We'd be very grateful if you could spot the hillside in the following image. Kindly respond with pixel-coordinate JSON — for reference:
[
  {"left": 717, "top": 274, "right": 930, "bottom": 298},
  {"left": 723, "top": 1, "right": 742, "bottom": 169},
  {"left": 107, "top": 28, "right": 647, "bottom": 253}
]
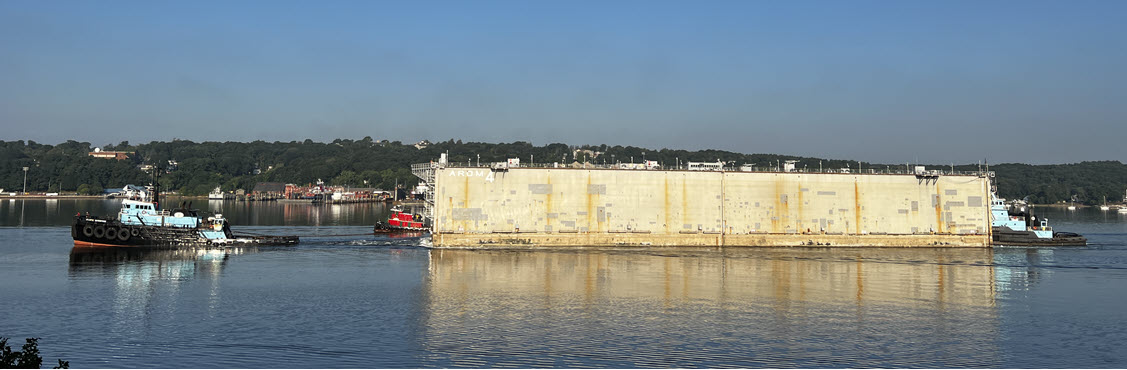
[{"left": 2, "top": 139, "right": 1124, "bottom": 204}]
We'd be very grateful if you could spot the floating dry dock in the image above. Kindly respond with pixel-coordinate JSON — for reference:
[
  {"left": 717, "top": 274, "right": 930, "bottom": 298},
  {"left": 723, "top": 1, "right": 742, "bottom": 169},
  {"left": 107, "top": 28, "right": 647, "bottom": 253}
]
[{"left": 413, "top": 159, "right": 994, "bottom": 248}]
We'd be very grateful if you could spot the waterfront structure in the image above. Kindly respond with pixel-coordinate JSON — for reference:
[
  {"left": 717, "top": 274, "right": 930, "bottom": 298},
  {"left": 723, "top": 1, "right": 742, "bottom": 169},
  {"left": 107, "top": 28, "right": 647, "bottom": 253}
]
[{"left": 413, "top": 156, "right": 994, "bottom": 248}]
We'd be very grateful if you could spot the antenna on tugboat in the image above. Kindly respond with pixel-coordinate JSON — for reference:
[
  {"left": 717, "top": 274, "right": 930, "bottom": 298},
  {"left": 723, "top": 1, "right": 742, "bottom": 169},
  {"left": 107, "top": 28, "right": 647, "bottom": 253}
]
[{"left": 152, "top": 164, "right": 160, "bottom": 209}]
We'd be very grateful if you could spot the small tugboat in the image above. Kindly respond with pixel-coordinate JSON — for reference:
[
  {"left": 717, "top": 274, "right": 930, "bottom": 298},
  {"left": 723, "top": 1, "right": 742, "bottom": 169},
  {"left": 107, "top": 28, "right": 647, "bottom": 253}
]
[
  {"left": 374, "top": 205, "right": 429, "bottom": 233},
  {"left": 991, "top": 197, "right": 1086, "bottom": 246},
  {"left": 73, "top": 182, "right": 298, "bottom": 248}
]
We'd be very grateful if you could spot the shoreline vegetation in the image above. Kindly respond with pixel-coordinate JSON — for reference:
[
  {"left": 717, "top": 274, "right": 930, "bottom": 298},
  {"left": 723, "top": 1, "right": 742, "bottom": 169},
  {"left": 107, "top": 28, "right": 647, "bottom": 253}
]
[
  {"left": 0, "top": 337, "right": 69, "bottom": 369},
  {"left": 3, "top": 139, "right": 1126, "bottom": 205},
  {"left": 0, "top": 194, "right": 1107, "bottom": 209}
]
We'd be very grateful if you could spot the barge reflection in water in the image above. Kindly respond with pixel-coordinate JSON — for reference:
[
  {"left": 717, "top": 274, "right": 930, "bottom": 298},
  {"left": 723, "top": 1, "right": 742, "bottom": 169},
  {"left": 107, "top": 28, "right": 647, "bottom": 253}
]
[{"left": 419, "top": 248, "right": 1002, "bottom": 368}]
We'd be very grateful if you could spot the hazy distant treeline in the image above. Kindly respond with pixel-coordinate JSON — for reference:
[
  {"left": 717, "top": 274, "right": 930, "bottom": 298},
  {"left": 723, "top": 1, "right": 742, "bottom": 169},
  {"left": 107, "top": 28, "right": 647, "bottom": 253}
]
[
  {"left": 1, "top": 139, "right": 1125, "bottom": 203},
  {"left": 985, "top": 161, "right": 1127, "bottom": 205}
]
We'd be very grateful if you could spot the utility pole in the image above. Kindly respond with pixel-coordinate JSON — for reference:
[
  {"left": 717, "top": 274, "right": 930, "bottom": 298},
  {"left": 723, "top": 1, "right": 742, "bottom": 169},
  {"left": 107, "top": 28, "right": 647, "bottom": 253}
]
[{"left": 22, "top": 167, "right": 29, "bottom": 194}]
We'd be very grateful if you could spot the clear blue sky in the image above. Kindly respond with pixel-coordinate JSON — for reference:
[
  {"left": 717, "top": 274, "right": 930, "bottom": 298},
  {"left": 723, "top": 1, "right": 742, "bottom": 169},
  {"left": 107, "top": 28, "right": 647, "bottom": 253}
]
[{"left": 2, "top": 0, "right": 1124, "bottom": 164}]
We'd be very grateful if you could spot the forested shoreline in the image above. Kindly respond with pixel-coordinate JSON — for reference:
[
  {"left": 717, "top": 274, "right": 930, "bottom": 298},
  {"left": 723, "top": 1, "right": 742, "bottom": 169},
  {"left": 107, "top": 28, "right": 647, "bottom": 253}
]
[{"left": 1, "top": 139, "right": 1125, "bottom": 205}]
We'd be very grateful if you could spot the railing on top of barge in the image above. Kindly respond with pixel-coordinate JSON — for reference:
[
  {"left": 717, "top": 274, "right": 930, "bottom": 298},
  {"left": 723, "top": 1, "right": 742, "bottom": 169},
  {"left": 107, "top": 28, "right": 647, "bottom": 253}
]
[{"left": 415, "top": 161, "right": 993, "bottom": 177}]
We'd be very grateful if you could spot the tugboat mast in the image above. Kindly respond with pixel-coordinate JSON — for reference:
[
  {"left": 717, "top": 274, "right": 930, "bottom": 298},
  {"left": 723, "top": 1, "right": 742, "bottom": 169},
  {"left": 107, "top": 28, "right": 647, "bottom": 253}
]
[{"left": 151, "top": 165, "right": 160, "bottom": 209}]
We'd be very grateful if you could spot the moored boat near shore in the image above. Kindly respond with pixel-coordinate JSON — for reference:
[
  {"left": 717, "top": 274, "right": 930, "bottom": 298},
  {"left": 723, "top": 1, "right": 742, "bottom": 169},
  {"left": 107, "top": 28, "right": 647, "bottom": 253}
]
[{"left": 208, "top": 186, "right": 233, "bottom": 200}]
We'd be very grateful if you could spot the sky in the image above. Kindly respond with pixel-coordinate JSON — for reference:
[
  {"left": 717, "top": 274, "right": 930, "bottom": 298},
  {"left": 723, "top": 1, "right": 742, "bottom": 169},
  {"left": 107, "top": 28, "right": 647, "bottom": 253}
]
[{"left": 1, "top": 0, "right": 1125, "bottom": 165}]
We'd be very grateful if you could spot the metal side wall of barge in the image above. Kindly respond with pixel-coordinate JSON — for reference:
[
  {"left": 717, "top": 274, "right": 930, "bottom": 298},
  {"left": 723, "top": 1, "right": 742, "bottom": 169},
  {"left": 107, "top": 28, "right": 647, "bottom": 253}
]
[{"left": 429, "top": 167, "right": 993, "bottom": 248}]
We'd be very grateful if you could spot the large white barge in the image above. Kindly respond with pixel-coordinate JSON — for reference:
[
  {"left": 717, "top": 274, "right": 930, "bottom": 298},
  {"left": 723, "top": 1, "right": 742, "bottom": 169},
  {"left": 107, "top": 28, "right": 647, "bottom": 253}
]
[{"left": 412, "top": 156, "right": 994, "bottom": 248}]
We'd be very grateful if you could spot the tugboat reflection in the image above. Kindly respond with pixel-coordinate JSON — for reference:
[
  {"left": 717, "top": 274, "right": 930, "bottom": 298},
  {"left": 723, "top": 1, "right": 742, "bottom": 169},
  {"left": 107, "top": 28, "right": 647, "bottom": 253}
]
[
  {"left": 68, "top": 246, "right": 260, "bottom": 325},
  {"left": 993, "top": 247, "right": 1056, "bottom": 292},
  {"left": 69, "top": 246, "right": 256, "bottom": 280}
]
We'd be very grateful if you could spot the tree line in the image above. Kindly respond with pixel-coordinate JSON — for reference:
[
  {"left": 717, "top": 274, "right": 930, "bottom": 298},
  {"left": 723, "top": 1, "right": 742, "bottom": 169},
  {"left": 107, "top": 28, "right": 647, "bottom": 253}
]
[{"left": 1, "top": 139, "right": 1125, "bottom": 204}]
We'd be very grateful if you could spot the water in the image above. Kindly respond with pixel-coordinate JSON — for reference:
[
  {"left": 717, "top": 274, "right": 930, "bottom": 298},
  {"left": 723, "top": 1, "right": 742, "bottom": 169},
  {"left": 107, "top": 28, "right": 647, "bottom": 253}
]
[{"left": 3, "top": 200, "right": 1127, "bottom": 368}]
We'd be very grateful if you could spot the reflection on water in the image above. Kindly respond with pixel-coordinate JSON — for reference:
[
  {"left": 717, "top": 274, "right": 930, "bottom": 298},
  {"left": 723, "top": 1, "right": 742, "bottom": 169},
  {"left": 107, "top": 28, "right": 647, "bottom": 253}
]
[
  {"left": 68, "top": 246, "right": 255, "bottom": 279},
  {"left": 66, "top": 246, "right": 262, "bottom": 345},
  {"left": 994, "top": 248, "right": 1055, "bottom": 293},
  {"left": 4, "top": 200, "right": 1126, "bottom": 368},
  {"left": 420, "top": 248, "right": 1002, "bottom": 368},
  {"left": 203, "top": 199, "right": 392, "bottom": 226},
  {"left": 0, "top": 198, "right": 393, "bottom": 227}
]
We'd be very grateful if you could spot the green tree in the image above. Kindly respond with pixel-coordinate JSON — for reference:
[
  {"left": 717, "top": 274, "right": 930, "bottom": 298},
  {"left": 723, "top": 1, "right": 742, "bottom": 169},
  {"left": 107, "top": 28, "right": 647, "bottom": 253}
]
[{"left": 0, "top": 337, "right": 69, "bottom": 369}]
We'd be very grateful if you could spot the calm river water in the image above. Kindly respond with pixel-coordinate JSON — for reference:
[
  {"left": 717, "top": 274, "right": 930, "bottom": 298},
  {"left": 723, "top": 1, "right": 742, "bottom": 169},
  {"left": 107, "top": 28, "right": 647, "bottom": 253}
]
[{"left": 2, "top": 199, "right": 1127, "bottom": 368}]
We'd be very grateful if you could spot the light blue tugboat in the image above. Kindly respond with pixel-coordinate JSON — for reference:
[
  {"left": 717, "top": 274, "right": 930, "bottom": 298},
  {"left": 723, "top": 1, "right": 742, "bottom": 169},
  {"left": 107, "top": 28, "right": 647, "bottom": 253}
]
[
  {"left": 73, "top": 184, "right": 298, "bottom": 247},
  {"left": 991, "top": 196, "right": 1086, "bottom": 246}
]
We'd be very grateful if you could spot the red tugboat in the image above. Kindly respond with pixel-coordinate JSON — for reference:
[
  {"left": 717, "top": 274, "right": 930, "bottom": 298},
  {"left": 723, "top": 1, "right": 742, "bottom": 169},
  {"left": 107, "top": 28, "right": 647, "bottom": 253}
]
[{"left": 374, "top": 205, "right": 429, "bottom": 233}]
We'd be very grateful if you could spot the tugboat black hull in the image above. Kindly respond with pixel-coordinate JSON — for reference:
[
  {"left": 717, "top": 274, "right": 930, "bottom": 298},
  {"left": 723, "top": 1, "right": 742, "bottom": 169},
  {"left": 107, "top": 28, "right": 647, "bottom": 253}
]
[
  {"left": 991, "top": 227, "right": 1087, "bottom": 246},
  {"left": 374, "top": 221, "right": 428, "bottom": 234},
  {"left": 73, "top": 216, "right": 199, "bottom": 247},
  {"left": 72, "top": 217, "right": 298, "bottom": 247}
]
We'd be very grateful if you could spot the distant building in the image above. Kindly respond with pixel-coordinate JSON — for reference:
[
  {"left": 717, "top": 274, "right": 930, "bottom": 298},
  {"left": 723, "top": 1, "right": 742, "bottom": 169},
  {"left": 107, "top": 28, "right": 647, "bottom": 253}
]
[
  {"left": 253, "top": 182, "right": 286, "bottom": 195},
  {"left": 414, "top": 140, "right": 431, "bottom": 150},
  {"left": 284, "top": 184, "right": 301, "bottom": 198},
  {"left": 686, "top": 161, "right": 724, "bottom": 171},
  {"left": 88, "top": 148, "right": 132, "bottom": 160}
]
